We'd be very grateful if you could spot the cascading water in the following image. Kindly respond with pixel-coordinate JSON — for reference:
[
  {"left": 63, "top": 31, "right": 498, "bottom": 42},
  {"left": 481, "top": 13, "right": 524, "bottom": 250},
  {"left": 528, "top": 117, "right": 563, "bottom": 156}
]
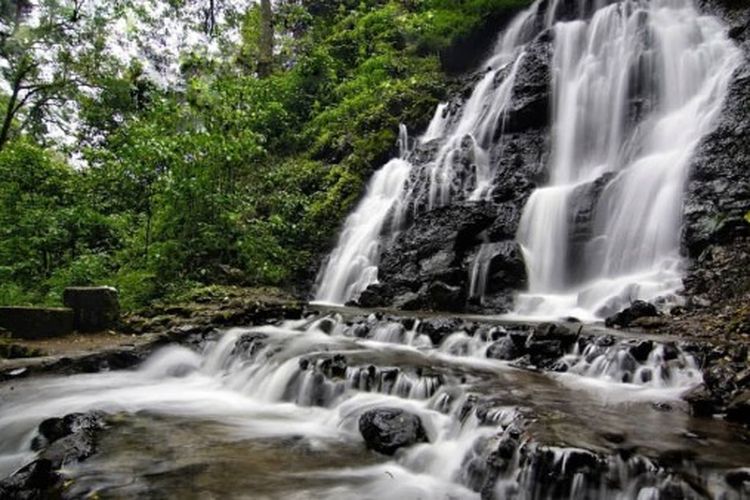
[
  {"left": 314, "top": 125, "right": 412, "bottom": 304},
  {"left": 315, "top": 0, "right": 740, "bottom": 322},
  {"left": 515, "top": 0, "right": 741, "bottom": 319},
  {"left": 314, "top": 7, "right": 541, "bottom": 305},
  {"left": 2, "top": 313, "right": 748, "bottom": 498}
]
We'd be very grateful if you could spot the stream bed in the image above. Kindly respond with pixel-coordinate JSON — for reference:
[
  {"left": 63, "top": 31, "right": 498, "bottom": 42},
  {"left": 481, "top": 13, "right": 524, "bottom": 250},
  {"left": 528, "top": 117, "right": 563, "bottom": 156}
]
[{"left": 0, "top": 312, "right": 748, "bottom": 498}]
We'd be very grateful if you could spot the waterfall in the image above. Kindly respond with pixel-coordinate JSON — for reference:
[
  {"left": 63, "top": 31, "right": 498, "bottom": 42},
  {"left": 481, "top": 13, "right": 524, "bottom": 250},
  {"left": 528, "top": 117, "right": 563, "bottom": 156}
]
[
  {"left": 314, "top": 6, "right": 541, "bottom": 305},
  {"left": 315, "top": 0, "right": 740, "bottom": 316},
  {"left": 314, "top": 155, "right": 412, "bottom": 304},
  {"left": 515, "top": 0, "right": 741, "bottom": 319}
]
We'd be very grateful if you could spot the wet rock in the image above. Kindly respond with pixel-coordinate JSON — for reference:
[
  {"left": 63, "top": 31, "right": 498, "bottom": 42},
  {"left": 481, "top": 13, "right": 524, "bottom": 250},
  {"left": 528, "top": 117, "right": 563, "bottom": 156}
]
[
  {"left": 1, "top": 411, "right": 106, "bottom": 498},
  {"left": 33, "top": 412, "right": 105, "bottom": 451},
  {"left": 418, "top": 317, "right": 462, "bottom": 346},
  {"left": 63, "top": 286, "right": 120, "bottom": 332},
  {"left": 316, "top": 317, "right": 337, "bottom": 335},
  {"left": 349, "top": 323, "right": 370, "bottom": 338},
  {"left": 628, "top": 340, "right": 654, "bottom": 362},
  {"left": 726, "top": 469, "right": 750, "bottom": 489},
  {"left": 683, "top": 384, "right": 719, "bottom": 417},
  {"left": 502, "top": 35, "right": 551, "bottom": 133},
  {"left": 726, "top": 390, "right": 750, "bottom": 425},
  {"left": 525, "top": 340, "right": 564, "bottom": 366},
  {"left": 320, "top": 354, "right": 348, "bottom": 379},
  {"left": 605, "top": 300, "right": 659, "bottom": 328},
  {"left": 486, "top": 337, "right": 523, "bottom": 361},
  {"left": 423, "top": 281, "right": 467, "bottom": 311},
  {"left": 231, "top": 333, "right": 268, "bottom": 360},
  {"left": 357, "top": 283, "right": 389, "bottom": 308},
  {"left": 683, "top": 59, "right": 750, "bottom": 259},
  {"left": 0, "top": 458, "right": 60, "bottom": 499},
  {"left": 358, "top": 407, "right": 428, "bottom": 455},
  {"left": 377, "top": 202, "right": 496, "bottom": 312},
  {"left": 530, "top": 323, "right": 580, "bottom": 347},
  {"left": 565, "top": 173, "right": 616, "bottom": 281}
]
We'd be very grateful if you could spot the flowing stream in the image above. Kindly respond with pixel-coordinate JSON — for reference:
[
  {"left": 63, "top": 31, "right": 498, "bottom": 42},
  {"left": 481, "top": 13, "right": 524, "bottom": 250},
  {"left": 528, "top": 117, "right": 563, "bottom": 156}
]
[
  {"left": 1, "top": 313, "right": 748, "bottom": 498},
  {"left": 314, "top": 0, "right": 740, "bottom": 321}
]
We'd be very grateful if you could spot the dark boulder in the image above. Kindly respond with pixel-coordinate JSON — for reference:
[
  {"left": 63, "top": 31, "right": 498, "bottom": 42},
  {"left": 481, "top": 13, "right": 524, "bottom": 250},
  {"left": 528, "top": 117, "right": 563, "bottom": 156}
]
[
  {"left": 377, "top": 202, "right": 496, "bottom": 312},
  {"left": 487, "top": 337, "right": 524, "bottom": 361},
  {"left": 605, "top": 301, "right": 659, "bottom": 328},
  {"left": 358, "top": 407, "right": 429, "bottom": 455},
  {"left": 418, "top": 317, "right": 462, "bottom": 346},
  {"left": 1, "top": 411, "right": 106, "bottom": 499},
  {"left": 63, "top": 287, "right": 120, "bottom": 332},
  {"left": 422, "top": 281, "right": 466, "bottom": 311},
  {"left": 530, "top": 322, "right": 580, "bottom": 345},
  {"left": 627, "top": 340, "right": 654, "bottom": 363},
  {"left": 357, "top": 283, "right": 389, "bottom": 308},
  {"left": 726, "top": 390, "right": 750, "bottom": 425}
]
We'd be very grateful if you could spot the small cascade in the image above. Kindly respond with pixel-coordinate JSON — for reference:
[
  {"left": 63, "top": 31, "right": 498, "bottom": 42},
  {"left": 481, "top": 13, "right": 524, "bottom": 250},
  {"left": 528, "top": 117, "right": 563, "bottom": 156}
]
[
  {"left": 314, "top": 157, "right": 412, "bottom": 304},
  {"left": 468, "top": 242, "right": 499, "bottom": 303},
  {"left": 556, "top": 336, "right": 702, "bottom": 389},
  {"left": 1, "top": 313, "right": 748, "bottom": 498}
]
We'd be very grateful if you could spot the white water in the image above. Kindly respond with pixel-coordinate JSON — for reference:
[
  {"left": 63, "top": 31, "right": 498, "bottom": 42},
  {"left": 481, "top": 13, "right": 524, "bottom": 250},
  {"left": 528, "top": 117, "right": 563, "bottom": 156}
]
[
  {"left": 515, "top": 0, "right": 741, "bottom": 319},
  {"left": 314, "top": 7, "right": 541, "bottom": 305},
  {"left": 0, "top": 315, "right": 720, "bottom": 498},
  {"left": 314, "top": 126, "right": 412, "bottom": 304},
  {"left": 315, "top": 0, "right": 741, "bottom": 320}
]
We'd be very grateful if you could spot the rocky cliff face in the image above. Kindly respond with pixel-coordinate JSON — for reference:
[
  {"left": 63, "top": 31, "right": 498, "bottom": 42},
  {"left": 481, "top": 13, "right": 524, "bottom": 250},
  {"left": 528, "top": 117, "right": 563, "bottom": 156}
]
[
  {"left": 350, "top": 0, "right": 750, "bottom": 316},
  {"left": 687, "top": 1, "right": 750, "bottom": 258},
  {"left": 357, "top": 27, "right": 553, "bottom": 313}
]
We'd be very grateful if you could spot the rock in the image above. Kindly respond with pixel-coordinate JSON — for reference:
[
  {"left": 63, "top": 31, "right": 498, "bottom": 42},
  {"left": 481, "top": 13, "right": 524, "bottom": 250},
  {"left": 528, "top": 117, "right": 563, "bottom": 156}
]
[
  {"left": 725, "top": 469, "right": 750, "bottom": 489},
  {"left": 320, "top": 354, "right": 347, "bottom": 379},
  {"left": 418, "top": 317, "right": 462, "bottom": 346},
  {"left": 1, "top": 411, "right": 106, "bottom": 498},
  {"left": 525, "top": 340, "right": 564, "bottom": 364},
  {"left": 358, "top": 407, "right": 428, "bottom": 455},
  {"left": 357, "top": 283, "right": 389, "bottom": 308},
  {"left": 530, "top": 323, "right": 579, "bottom": 346},
  {"left": 605, "top": 301, "right": 659, "bottom": 328},
  {"left": 33, "top": 412, "right": 105, "bottom": 450},
  {"left": 726, "top": 390, "right": 750, "bottom": 424},
  {"left": 486, "top": 337, "right": 524, "bottom": 360},
  {"left": 376, "top": 202, "right": 497, "bottom": 312},
  {"left": 63, "top": 287, "right": 120, "bottom": 332},
  {"left": 683, "top": 384, "right": 719, "bottom": 417},
  {"left": 316, "top": 317, "right": 337, "bottom": 335},
  {"left": 0, "top": 307, "right": 74, "bottom": 339},
  {"left": 502, "top": 35, "right": 551, "bottom": 133},
  {"left": 422, "top": 281, "right": 466, "bottom": 311},
  {"left": 683, "top": 62, "right": 750, "bottom": 259},
  {"left": 628, "top": 340, "right": 654, "bottom": 362}
]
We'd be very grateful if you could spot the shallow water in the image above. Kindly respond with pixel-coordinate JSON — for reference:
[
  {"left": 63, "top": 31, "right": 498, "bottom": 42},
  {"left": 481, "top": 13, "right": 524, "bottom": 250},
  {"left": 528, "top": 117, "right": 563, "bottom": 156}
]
[{"left": 1, "top": 314, "right": 748, "bottom": 498}]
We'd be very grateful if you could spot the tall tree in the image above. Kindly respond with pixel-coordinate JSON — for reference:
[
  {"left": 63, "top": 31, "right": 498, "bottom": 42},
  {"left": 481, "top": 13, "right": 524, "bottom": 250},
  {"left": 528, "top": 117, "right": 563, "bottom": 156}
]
[
  {"left": 257, "top": 0, "right": 274, "bottom": 78},
  {"left": 0, "top": 0, "right": 114, "bottom": 150}
]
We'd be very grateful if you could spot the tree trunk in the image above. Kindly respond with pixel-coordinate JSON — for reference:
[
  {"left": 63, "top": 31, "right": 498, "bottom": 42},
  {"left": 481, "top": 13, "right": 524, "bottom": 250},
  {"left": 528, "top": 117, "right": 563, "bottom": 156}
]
[
  {"left": 257, "top": 0, "right": 274, "bottom": 78},
  {"left": 0, "top": 86, "right": 19, "bottom": 151}
]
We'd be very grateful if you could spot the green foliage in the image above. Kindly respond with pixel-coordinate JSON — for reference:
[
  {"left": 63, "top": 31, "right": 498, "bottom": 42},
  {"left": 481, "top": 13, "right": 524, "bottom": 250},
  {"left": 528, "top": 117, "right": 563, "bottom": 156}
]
[{"left": 0, "top": 0, "right": 531, "bottom": 310}]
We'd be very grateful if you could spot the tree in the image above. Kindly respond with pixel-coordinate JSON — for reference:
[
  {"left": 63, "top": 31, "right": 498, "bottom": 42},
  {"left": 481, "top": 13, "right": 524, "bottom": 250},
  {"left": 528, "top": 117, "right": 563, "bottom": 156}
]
[
  {"left": 0, "top": 0, "right": 115, "bottom": 150},
  {"left": 257, "top": 0, "right": 274, "bottom": 77}
]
